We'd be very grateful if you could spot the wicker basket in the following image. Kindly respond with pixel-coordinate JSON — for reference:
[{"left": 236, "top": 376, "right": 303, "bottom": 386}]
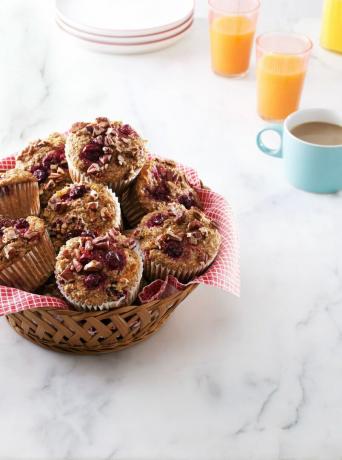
[{"left": 6, "top": 284, "right": 196, "bottom": 354}]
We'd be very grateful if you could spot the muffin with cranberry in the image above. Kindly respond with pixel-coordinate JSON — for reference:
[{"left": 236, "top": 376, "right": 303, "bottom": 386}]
[
  {"left": 135, "top": 204, "right": 221, "bottom": 282},
  {"left": 55, "top": 230, "right": 143, "bottom": 311},
  {"left": 121, "top": 158, "right": 201, "bottom": 227},
  {"left": 65, "top": 117, "right": 147, "bottom": 194},
  {"left": 0, "top": 216, "right": 55, "bottom": 291},
  {"left": 43, "top": 183, "right": 121, "bottom": 252},
  {"left": 16, "top": 132, "right": 71, "bottom": 208},
  {"left": 0, "top": 169, "right": 40, "bottom": 218}
]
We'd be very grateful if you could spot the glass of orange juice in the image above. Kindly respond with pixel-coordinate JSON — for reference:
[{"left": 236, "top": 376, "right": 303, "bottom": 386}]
[
  {"left": 256, "top": 32, "right": 313, "bottom": 122},
  {"left": 208, "top": 0, "right": 260, "bottom": 78}
]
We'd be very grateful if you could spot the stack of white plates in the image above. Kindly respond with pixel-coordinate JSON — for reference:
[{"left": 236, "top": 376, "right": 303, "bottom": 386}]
[{"left": 56, "top": 0, "right": 194, "bottom": 54}]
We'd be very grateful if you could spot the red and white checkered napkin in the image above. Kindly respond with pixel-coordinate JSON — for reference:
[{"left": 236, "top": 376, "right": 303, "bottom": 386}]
[{"left": 0, "top": 156, "right": 240, "bottom": 316}]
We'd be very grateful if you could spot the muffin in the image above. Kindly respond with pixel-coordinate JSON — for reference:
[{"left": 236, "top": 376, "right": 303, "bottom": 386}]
[
  {"left": 65, "top": 117, "right": 147, "bottom": 194},
  {"left": 55, "top": 230, "right": 143, "bottom": 311},
  {"left": 0, "top": 169, "right": 40, "bottom": 217},
  {"left": 0, "top": 216, "right": 55, "bottom": 291},
  {"left": 135, "top": 204, "right": 221, "bottom": 282},
  {"left": 121, "top": 158, "right": 201, "bottom": 227},
  {"left": 16, "top": 132, "right": 71, "bottom": 208},
  {"left": 43, "top": 183, "right": 121, "bottom": 252}
]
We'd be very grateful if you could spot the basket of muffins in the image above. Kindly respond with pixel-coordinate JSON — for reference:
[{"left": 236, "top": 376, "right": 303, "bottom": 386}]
[{"left": 0, "top": 117, "right": 239, "bottom": 354}]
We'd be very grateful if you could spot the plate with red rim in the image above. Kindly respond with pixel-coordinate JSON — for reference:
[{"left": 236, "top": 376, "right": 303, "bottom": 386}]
[
  {"left": 56, "top": 14, "right": 194, "bottom": 54},
  {"left": 55, "top": 0, "right": 195, "bottom": 37},
  {"left": 56, "top": 12, "right": 194, "bottom": 44}
]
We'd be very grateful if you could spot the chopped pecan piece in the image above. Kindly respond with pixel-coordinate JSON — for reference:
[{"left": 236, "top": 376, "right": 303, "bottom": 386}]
[
  {"left": 165, "top": 229, "right": 182, "bottom": 241},
  {"left": 83, "top": 260, "right": 103, "bottom": 272},
  {"left": 87, "top": 163, "right": 100, "bottom": 174},
  {"left": 72, "top": 258, "right": 83, "bottom": 272},
  {"left": 188, "top": 219, "right": 202, "bottom": 231},
  {"left": 84, "top": 240, "right": 94, "bottom": 251},
  {"left": 60, "top": 267, "right": 75, "bottom": 281},
  {"left": 23, "top": 231, "right": 39, "bottom": 240}
]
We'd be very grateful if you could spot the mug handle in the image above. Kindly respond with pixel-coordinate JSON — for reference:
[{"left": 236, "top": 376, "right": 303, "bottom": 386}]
[{"left": 256, "top": 124, "right": 283, "bottom": 158}]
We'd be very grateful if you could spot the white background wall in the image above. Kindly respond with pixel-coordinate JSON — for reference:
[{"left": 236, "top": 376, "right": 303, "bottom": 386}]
[{"left": 195, "top": 0, "right": 323, "bottom": 28}]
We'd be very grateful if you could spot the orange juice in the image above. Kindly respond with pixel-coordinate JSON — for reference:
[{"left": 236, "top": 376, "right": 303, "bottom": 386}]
[
  {"left": 257, "top": 54, "right": 306, "bottom": 121},
  {"left": 210, "top": 16, "right": 255, "bottom": 76}
]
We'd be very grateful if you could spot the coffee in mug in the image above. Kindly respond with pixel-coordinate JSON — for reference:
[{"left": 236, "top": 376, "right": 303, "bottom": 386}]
[
  {"left": 291, "top": 122, "right": 342, "bottom": 146},
  {"left": 256, "top": 108, "right": 342, "bottom": 193}
]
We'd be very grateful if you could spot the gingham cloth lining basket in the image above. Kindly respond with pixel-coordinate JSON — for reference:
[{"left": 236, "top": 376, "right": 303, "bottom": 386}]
[{"left": 0, "top": 155, "right": 239, "bottom": 354}]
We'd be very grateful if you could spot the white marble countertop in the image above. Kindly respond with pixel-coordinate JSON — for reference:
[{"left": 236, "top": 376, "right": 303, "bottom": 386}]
[{"left": 1, "top": 1, "right": 342, "bottom": 459}]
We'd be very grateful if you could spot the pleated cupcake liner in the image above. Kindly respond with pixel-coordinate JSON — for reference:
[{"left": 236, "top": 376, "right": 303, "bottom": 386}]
[
  {"left": 56, "top": 246, "right": 144, "bottom": 311},
  {"left": 106, "top": 186, "right": 122, "bottom": 230},
  {"left": 0, "top": 181, "right": 40, "bottom": 218},
  {"left": 120, "top": 187, "right": 146, "bottom": 227},
  {"left": 143, "top": 251, "right": 218, "bottom": 284},
  {"left": 67, "top": 158, "right": 141, "bottom": 195},
  {"left": 0, "top": 231, "right": 55, "bottom": 292}
]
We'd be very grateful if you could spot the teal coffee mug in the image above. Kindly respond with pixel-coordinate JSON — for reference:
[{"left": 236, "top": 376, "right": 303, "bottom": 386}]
[{"left": 256, "top": 108, "right": 342, "bottom": 193}]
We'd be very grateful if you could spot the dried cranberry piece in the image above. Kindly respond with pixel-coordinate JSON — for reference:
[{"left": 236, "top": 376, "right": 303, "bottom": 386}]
[
  {"left": 147, "top": 213, "right": 166, "bottom": 228},
  {"left": 32, "top": 168, "right": 48, "bottom": 183},
  {"left": 85, "top": 248, "right": 107, "bottom": 264},
  {"left": 162, "top": 238, "right": 184, "bottom": 259},
  {"left": 42, "top": 148, "right": 65, "bottom": 168},
  {"left": 69, "top": 185, "right": 87, "bottom": 200},
  {"left": 53, "top": 202, "right": 68, "bottom": 214},
  {"left": 178, "top": 194, "right": 195, "bottom": 209},
  {"left": 15, "top": 219, "right": 29, "bottom": 230},
  {"left": 105, "top": 250, "right": 126, "bottom": 271},
  {"left": 80, "top": 143, "right": 103, "bottom": 162},
  {"left": 84, "top": 273, "right": 106, "bottom": 289},
  {"left": 118, "top": 124, "right": 135, "bottom": 137},
  {"left": 79, "top": 251, "right": 92, "bottom": 266},
  {"left": 150, "top": 183, "right": 170, "bottom": 202}
]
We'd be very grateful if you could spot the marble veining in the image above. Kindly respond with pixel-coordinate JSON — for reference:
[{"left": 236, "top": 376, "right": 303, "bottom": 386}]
[{"left": 0, "top": 1, "right": 342, "bottom": 459}]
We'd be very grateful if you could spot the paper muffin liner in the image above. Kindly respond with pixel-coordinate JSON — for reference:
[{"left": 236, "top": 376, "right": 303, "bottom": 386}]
[
  {"left": 120, "top": 187, "right": 146, "bottom": 228},
  {"left": 0, "top": 231, "right": 55, "bottom": 292},
  {"left": 143, "top": 251, "right": 218, "bottom": 284},
  {"left": 0, "top": 181, "right": 40, "bottom": 218},
  {"left": 56, "top": 247, "right": 144, "bottom": 311},
  {"left": 106, "top": 187, "right": 122, "bottom": 230},
  {"left": 67, "top": 159, "right": 141, "bottom": 195}
]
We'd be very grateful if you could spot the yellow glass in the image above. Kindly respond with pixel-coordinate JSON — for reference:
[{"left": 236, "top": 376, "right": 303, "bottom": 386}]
[{"left": 321, "top": 0, "right": 342, "bottom": 53}]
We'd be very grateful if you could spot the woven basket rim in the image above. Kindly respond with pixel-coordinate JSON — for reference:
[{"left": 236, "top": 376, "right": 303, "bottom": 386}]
[{"left": 7, "top": 283, "right": 198, "bottom": 318}]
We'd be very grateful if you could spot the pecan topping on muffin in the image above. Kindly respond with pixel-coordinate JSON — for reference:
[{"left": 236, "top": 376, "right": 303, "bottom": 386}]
[
  {"left": 55, "top": 230, "right": 143, "bottom": 311},
  {"left": 121, "top": 158, "right": 201, "bottom": 227},
  {"left": 16, "top": 132, "right": 71, "bottom": 208},
  {"left": 135, "top": 204, "right": 221, "bottom": 282},
  {"left": 43, "top": 183, "right": 121, "bottom": 252},
  {"left": 65, "top": 117, "right": 147, "bottom": 193}
]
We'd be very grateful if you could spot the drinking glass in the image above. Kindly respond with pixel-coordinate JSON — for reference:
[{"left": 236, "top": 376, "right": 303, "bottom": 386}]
[
  {"left": 256, "top": 32, "right": 313, "bottom": 122},
  {"left": 321, "top": 0, "right": 342, "bottom": 53},
  {"left": 208, "top": 0, "right": 260, "bottom": 77}
]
